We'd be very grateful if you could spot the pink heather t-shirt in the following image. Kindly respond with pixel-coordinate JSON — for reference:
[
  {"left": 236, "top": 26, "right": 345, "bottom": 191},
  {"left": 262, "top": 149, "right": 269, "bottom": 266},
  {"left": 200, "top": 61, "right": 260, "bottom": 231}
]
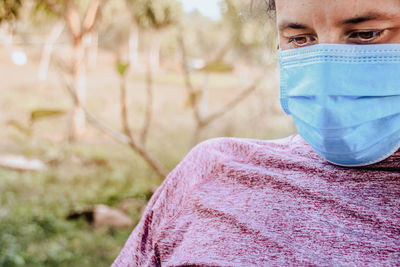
[{"left": 112, "top": 134, "right": 400, "bottom": 266}]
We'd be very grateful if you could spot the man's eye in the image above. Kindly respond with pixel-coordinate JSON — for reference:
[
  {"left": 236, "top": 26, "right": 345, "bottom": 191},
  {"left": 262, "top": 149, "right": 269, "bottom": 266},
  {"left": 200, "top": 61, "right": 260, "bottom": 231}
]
[
  {"left": 348, "top": 30, "right": 383, "bottom": 43},
  {"left": 288, "top": 35, "right": 317, "bottom": 47}
]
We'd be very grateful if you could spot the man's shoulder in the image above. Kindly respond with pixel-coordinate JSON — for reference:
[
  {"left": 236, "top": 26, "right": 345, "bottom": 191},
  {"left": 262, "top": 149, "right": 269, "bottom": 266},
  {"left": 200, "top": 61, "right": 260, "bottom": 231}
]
[
  {"left": 164, "top": 134, "right": 320, "bottom": 196},
  {"left": 187, "top": 134, "right": 312, "bottom": 165}
]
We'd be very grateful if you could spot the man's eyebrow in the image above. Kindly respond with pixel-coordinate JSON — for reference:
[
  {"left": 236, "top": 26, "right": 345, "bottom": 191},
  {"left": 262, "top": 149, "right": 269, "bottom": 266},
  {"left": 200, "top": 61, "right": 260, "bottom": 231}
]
[
  {"left": 340, "top": 13, "right": 387, "bottom": 25},
  {"left": 279, "top": 22, "right": 311, "bottom": 32},
  {"left": 279, "top": 13, "right": 392, "bottom": 32}
]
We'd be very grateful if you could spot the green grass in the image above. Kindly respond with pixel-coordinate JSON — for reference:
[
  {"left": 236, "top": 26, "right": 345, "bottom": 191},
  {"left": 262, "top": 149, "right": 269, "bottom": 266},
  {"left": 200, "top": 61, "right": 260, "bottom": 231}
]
[{"left": 0, "top": 141, "right": 169, "bottom": 267}]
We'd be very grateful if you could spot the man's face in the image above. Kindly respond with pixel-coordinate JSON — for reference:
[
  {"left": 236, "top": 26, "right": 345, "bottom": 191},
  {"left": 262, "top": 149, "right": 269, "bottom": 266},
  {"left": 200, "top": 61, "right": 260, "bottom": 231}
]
[{"left": 276, "top": 0, "right": 400, "bottom": 50}]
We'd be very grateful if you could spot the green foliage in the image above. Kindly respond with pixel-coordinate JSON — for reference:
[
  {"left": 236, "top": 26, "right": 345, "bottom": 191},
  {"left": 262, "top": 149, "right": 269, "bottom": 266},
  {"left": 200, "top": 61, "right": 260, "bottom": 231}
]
[
  {"left": 32, "top": 0, "right": 65, "bottom": 18},
  {"left": 220, "top": 0, "right": 275, "bottom": 48},
  {"left": 201, "top": 61, "right": 233, "bottom": 73},
  {"left": 185, "top": 90, "right": 202, "bottom": 108},
  {"left": 116, "top": 61, "right": 130, "bottom": 76},
  {"left": 127, "top": 0, "right": 182, "bottom": 29},
  {"left": 0, "top": 0, "right": 22, "bottom": 23},
  {"left": 8, "top": 120, "right": 32, "bottom": 137},
  {"left": 8, "top": 109, "right": 65, "bottom": 138},
  {"left": 30, "top": 109, "right": 65, "bottom": 123},
  {"left": 31, "top": 0, "right": 92, "bottom": 22},
  {"left": 180, "top": 11, "right": 228, "bottom": 61},
  {"left": 214, "top": 0, "right": 277, "bottom": 65},
  {"left": 239, "top": 20, "right": 265, "bottom": 47},
  {"left": 30, "top": 0, "right": 61, "bottom": 24}
]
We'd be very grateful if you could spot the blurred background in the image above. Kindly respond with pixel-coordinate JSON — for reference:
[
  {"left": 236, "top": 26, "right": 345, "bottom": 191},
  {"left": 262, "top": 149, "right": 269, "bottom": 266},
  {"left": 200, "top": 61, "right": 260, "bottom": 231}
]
[{"left": 0, "top": 0, "right": 295, "bottom": 265}]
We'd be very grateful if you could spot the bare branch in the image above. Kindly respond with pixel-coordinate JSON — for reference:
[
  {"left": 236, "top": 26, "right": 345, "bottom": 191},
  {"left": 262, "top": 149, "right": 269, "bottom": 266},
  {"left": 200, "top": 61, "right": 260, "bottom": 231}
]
[
  {"left": 61, "top": 72, "right": 129, "bottom": 143},
  {"left": 86, "top": 106, "right": 131, "bottom": 144},
  {"left": 213, "top": 40, "right": 233, "bottom": 63},
  {"left": 178, "top": 30, "right": 202, "bottom": 124},
  {"left": 126, "top": 136, "right": 168, "bottom": 179},
  {"left": 119, "top": 83, "right": 167, "bottom": 178},
  {"left": 65, "top": 0, "right": 81, "bottom": 39},
  {"left": 201, "top": 76, "right": 263, "bottom": 127},
  {"left": 119, "top": 72, "right": 134, "bottom": 139},
  {"left": 59, "top": 70, "right": 168, "bottom": 178},
  {"left": 38, "top": 21, "right": 65, "bottom": 81},
  {"left": 179, "top": 27, "right": 262, "bottom": 147},
  {"left": 190, "top": 124, "right": 202, "bottom": 148},
  {"left": 82, "top": 0, "right": 101, "bottom": 35},
  {"left": 140, "top": 61, "right": 153, "bottom": 145}
]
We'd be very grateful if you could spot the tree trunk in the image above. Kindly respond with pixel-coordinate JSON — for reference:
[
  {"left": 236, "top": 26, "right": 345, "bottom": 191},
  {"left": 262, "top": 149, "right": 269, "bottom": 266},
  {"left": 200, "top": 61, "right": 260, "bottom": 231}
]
[
  {"left": 199, "top": 74, "right": 209, "bottom": 117},
  {"left": 149, "top": 30, "right": 161, "bottom": 71},
  {"left": 0, "top": 23, "right": 13, "bottom": 50},
  {"left": 85, "top": 30, "right": 98, "bottom": 70},
  {"left": 38, "top": 22, "right": 65, "bottom": 81},
  {"left": 70, "top": 37, "right": 87, "bottom": 140},
  {"left": 128, "top": 22, "right": 140, "bottom": 70},
  {"left": 140, "top": 60, "right": 153, "bottom": 145}
]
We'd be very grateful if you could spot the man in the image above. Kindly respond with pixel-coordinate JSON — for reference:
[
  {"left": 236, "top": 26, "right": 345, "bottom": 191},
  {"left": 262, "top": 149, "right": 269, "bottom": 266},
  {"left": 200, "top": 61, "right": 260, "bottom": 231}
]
[{"left": 113, "top": 0, "right": 400, "bottom": 265}]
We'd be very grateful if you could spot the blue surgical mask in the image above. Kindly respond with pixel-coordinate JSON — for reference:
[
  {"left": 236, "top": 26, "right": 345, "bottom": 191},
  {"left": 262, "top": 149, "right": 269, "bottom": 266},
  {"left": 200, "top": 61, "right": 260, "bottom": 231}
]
[{"left": 279, "top": 43, "right": 400, "bottom": 166}]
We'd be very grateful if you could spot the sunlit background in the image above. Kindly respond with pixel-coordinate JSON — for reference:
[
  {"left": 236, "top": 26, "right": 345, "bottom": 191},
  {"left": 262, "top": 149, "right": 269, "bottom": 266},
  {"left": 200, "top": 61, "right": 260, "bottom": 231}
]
[
  {"left": 181, "top": 0, "right": 221, "bottom": 20},
  {"left": 0, "top": 0, "right": 295, "bottom": 265}
]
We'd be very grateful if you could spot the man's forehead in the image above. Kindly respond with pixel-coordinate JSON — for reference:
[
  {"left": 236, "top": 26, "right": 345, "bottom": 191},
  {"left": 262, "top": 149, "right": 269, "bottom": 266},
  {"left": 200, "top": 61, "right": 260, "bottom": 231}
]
[{"left": 275, "top": 0, "right": 400, "bottom": 29}]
